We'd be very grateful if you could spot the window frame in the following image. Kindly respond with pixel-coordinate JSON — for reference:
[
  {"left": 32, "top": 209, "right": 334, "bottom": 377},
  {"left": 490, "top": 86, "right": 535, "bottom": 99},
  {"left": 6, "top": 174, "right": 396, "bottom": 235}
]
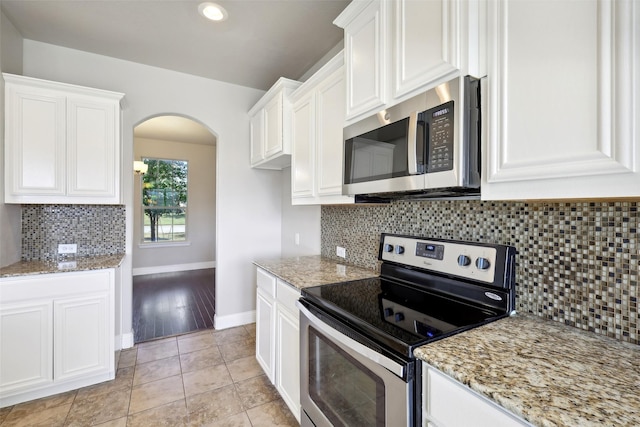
[{"left": 139, "top": 157, "right": 189, "bottom": 245}]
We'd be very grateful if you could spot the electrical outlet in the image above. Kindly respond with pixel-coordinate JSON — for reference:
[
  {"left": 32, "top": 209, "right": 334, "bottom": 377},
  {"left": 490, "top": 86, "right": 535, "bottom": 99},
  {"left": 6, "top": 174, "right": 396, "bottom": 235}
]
[
  {"left": 336, "top": 246, "right": 346, "bottom": 258},
  {"left": 58, "top": 244, "right": 77, "bottom": 254},
  {"left": 295, "top": 233, "right": 300, "bottom": 246},
  {"left": 58, "top": 261, "right": 77, "bottom": 270}
]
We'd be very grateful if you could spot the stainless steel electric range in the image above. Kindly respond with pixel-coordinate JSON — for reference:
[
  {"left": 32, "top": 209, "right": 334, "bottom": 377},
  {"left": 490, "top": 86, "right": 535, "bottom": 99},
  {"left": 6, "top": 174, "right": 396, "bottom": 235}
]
[{"left": 297, "top": 233, "right": 516, "bottom": 427}]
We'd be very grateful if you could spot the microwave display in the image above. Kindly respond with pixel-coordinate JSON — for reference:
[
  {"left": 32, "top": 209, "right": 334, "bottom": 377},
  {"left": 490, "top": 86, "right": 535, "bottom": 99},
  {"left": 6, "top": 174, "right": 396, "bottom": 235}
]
[{"left": 427, "top": 101, "right": 454, "bottom": 173}]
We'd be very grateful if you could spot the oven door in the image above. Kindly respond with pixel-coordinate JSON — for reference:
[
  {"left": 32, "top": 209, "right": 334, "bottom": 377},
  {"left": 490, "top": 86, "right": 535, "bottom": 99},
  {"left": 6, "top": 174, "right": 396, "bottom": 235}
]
[{"left": 298, "top": 301, "right": 414, "bottom": 427}]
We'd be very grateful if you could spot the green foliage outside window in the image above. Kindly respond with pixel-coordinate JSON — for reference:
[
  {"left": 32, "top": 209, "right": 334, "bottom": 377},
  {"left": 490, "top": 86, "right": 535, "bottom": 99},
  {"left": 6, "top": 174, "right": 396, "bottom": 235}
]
[{"left": 142, "top": 158, "right": 188, "bottom": 242}]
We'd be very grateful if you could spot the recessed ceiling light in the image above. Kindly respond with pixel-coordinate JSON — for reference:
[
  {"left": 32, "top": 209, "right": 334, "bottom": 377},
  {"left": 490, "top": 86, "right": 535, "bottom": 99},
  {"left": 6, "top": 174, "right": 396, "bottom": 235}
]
[{"left": 198, "top": 2, "right": 228, "bottom": 22}]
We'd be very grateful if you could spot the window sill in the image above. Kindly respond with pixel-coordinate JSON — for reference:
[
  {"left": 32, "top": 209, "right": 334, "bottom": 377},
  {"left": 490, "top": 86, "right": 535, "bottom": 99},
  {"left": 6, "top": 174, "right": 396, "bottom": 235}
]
[{"left": 138, "top": 241, "right": 191, "bottom": 249}]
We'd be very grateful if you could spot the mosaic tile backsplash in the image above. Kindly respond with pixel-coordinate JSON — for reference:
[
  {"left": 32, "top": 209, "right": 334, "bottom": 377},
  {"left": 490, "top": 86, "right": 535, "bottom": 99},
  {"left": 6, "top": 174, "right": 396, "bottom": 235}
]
[
  {"left": 22, "top": 205, "right": 126, "bottom": 261},
  {"left": 321, "top": 200, "right": 639, "bottom": 345}
]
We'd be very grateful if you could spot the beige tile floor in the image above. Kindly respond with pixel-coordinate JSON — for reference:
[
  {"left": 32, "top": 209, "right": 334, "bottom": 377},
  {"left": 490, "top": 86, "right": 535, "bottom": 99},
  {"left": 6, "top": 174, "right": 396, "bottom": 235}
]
[{"left": 0, "top": 324, "right": 299, "bottom": 427}]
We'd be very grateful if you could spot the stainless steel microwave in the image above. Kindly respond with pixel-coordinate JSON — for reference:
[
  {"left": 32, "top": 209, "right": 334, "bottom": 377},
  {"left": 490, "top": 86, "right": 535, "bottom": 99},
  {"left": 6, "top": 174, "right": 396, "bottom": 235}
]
[{"left": 343, "top": 76, "right": 482, "bottom": 201}]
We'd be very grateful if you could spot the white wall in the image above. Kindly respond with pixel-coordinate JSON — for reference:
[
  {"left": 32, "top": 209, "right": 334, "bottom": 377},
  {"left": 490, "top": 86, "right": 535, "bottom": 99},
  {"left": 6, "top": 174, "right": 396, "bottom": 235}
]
[
  {"left": 0, "top": 11, "right": 23, "bottom": 267},
  {"left": 280, "top": 167, "right": 321, "bottom": 257},
  {"left": 133, "top": 137, "right": 216, "bottom": 274},
  {"left": 22, "top": 40, "right": 283, "bottom": 341}
]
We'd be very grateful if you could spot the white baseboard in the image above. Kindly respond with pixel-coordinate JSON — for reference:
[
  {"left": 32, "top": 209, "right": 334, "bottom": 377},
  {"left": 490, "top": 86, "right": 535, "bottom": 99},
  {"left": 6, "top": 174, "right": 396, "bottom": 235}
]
[
  {"left": 121, "top": 331, "right": 135, "bottom": 349},
  {"left": 214, "top": 310, "right": 256, "bottom": 330},
  {"left": 132, "top": 261, "right": 216, "bottom": 276}
]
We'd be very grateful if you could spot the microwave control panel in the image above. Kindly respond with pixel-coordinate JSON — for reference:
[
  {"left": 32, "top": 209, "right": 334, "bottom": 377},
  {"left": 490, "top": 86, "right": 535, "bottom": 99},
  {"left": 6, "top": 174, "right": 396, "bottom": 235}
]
[{"left": 426, "top": 100, "right": 454, "bottom": 173}]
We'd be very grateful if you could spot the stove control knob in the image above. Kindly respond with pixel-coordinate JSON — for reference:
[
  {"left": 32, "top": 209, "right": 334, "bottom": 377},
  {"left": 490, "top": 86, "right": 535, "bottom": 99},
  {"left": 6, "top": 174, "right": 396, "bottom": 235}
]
[
  {"left": 394, "top": 313, "right": 405, "bottom": 322},
  {"left": 457, "top": 255, "right": 471, "bottom": 267},
  {"left": 394, "top": 245, "right": 405, "bottom": 255},
  {"left": 475, "top": 257, "right": 491, "bottom": 270},
  {"left": 384, "top": 244, "right": 394, "bottom": 253},
  {"left": 383, "top": 307, "right": 394, "bottom": 317}
]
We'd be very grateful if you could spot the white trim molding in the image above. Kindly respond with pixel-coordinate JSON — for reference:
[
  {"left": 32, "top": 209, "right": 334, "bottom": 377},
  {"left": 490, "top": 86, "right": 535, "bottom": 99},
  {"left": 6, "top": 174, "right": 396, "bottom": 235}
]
[
  {"left": 132, "top": 261, "right": 216, "bottom": 276},
  {"left": 214, "top": 310, "right": 256, "bottom": 330}
]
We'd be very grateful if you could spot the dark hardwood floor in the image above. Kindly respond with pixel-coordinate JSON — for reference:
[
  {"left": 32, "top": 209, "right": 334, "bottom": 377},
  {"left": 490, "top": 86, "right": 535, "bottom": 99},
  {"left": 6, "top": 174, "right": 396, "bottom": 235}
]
[{"left": 132, "top": 268, "right": 215, "bottom": 343}]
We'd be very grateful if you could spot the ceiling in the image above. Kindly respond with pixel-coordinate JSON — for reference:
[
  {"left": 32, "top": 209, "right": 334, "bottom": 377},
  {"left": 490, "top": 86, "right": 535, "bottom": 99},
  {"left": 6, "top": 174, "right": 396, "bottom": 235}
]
[
  {"left": 1, "top": 0, "right": 349, "bottom": 145},
  {"left": 1, "top": 0, "right": 349, "bottom": 91}
]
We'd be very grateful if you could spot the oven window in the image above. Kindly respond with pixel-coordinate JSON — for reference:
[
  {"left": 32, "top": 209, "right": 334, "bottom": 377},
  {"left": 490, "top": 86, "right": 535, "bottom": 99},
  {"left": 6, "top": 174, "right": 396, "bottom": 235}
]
[{"left": 308, "top": 327, "right": 385, "bottom": 426}]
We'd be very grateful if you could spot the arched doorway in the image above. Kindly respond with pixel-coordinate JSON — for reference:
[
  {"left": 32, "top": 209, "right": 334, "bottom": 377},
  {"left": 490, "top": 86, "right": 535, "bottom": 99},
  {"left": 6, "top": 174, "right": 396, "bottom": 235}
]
[{"left": 131, "top": 115, "right": 217, "bottom": 343}]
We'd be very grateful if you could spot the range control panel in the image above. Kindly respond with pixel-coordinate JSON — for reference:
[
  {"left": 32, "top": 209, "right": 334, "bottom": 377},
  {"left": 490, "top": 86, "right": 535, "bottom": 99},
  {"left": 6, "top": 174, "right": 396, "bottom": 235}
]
[{"left": 380, "top": 234, "right": 497, "bottom": 284}]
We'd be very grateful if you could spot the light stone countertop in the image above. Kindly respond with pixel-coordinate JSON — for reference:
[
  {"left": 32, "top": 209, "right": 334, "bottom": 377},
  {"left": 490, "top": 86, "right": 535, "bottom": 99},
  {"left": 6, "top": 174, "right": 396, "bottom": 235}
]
[
  {"left": 414, "top": 313, "right": 640, "bottom": 427},
  {"left": 253, "top": 255, "right": 378, "bottom": 290},
  {"left": 0, "top": 254, "right": 125, "bottom": 278}
]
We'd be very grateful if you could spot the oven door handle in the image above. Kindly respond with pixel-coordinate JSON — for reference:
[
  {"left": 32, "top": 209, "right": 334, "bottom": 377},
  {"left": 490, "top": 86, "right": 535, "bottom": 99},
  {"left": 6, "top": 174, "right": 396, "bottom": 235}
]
[{"left": 297, "top": 301, "right": 405, "bottom": 378}]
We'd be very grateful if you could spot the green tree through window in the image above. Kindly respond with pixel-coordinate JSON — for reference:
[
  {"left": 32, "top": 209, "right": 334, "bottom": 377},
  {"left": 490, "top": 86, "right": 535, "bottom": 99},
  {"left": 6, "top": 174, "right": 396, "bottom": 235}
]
[{"left": 141, "top": 158, "right": 188, "bottom": 242}]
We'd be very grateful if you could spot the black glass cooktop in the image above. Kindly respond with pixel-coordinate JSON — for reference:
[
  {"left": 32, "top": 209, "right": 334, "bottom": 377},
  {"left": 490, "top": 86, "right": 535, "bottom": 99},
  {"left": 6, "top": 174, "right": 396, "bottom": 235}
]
[{"left": 302, "top": 276, "right": 504, "bottom": 359}]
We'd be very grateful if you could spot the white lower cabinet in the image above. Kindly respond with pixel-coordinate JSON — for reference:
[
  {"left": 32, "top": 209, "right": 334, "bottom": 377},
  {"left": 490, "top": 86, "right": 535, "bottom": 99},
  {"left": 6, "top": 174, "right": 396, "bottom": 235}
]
[
  {"left": 422, "top": 363, "right": 530, "bottom": 427},
  {"left": 54, "top": 294, "right": 110, "bottom": 381},
  {"left": 255, "top": 267, "right": 301, "bottom": 422},
  {"left": 255, "top": 268, "right": 276, "bottom": 383},
  {"left": 0, "top": 301, "right": 53, "bottom": 394},
  {"left": 0, "top": 269, "right": 115, "bottom": 407}
]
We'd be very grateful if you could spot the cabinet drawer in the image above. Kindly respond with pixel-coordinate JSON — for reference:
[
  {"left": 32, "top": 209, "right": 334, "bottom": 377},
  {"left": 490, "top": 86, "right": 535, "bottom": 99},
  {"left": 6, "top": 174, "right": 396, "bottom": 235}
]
[
  {"left": 256, "top": 268, "right": 276, "bottom": 298},
  {"left": 0, "top": 270, "right": 112, "bottom": 303},
  {"left": 276, "top": 280, "right": 300, "bottom": 313},
  {"left": 424, "top": 367, "right": 529, "bottom": 427}
]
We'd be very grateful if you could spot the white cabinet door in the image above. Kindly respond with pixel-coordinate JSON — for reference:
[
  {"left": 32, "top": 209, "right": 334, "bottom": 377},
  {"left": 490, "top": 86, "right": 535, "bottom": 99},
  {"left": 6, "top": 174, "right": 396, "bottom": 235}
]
[
  {"left": 482, "top": 0, "right": 639, "bottom": 200},
  {"left": 291, "top": 92, "right": 316, "bottom": 200},
  {"left": 256, "top": 288, "right": 276, "bottom": 383},
  {"left": 291, "top": 53, "right": 354, "bottom": 206},
  {"left": 264, "top": 93, "right": 284, "bottom": 158},
  {"left": 66, "top": 96, "right": 119, "bottom": 201},
  {"left": 53, "top": 294, "right": 110, "bottom": 381},
  {"left": 275, "top": 305, "right": 300, "bottom": 423},
  {"left": 250, "top": 109, "right": 265, "bottom": 165},
  {"left": 340, "top": 0, "right": 388, "bottom": 120},
  {"left": 316, "top": 68, "right": 349, "bottom": 199},
  {"left": 4, "top": 82, "right": 66, "bottom": 199},
  {"left": 248, "top": 78, "right": 301, "bottom": 170},
  {"left": 392, "top": 0, "right": 459, "bottom": 100},
  {"left": 0, "top": 301, "right": 53, "bottom": 393}
]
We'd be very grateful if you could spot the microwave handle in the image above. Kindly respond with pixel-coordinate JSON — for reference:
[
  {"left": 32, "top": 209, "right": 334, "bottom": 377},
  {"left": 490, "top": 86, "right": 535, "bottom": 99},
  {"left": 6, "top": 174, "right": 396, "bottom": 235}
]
[{"left": 407, "top": 111, "right": 418, "bottom": 174}]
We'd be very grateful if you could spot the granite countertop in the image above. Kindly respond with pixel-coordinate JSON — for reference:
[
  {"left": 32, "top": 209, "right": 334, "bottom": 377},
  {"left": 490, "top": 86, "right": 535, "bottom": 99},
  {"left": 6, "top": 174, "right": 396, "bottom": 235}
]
[
  {"left": 254, "top": 255, "right": 378, "bottom": 290},
  {"left": 0, "top": 254, "right": 126, "bottom": 278},
  {"left": 414, "top": 313, "right": 640, "bottom": 427}
]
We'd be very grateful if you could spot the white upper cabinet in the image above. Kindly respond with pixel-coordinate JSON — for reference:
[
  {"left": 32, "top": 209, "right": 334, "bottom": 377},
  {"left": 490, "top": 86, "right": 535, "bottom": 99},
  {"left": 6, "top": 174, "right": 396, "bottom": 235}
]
[
  {"left": 3, "top": 73, "right": 123, "bottom": 204},
  {"left": 335, "top": 0, "right": 482, "bottom": 122},
  {"left": 291, "top": 53, "right": 354, "bottom": 205},
  {"left": 249, "top": 78, "right": 301, "bottom": 170},
  {"left": 292, "top": 91, "right": 315, "bottom": 200},
  {"left": 482, "top": 0, "right": 639, "bottom": 200},
  {"left": 336, "top": 0, "right": 389, "bottom": 120}
]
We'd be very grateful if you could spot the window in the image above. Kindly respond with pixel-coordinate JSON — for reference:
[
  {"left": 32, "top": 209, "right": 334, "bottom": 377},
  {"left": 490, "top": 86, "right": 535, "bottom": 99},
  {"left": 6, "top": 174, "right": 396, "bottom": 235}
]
[{"left": 141, "top": 158, "right": 188, "bottom": 243}]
